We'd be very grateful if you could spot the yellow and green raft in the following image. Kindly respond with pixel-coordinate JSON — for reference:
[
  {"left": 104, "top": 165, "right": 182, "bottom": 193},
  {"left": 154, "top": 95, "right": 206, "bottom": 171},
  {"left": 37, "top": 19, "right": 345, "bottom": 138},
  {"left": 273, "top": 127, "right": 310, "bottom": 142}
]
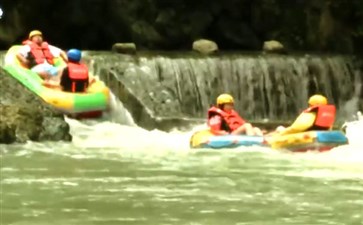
[
  {"left": 190, "top": 129, "right": 348, "bottom": 152},
  {"left": 3, "top": 45, "right": 110, "bottom": 115}
]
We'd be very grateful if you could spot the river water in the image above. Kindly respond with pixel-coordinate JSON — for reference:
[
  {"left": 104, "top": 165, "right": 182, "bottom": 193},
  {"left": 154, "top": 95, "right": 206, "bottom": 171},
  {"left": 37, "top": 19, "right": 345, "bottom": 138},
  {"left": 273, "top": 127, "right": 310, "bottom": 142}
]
[{"left": 1, "top": 115, "right": 363, "bottom": 225}]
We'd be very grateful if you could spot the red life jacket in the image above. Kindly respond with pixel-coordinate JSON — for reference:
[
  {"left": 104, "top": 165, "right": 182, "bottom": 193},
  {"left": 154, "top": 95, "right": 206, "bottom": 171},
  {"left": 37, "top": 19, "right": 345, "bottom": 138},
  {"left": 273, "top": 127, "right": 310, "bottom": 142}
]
[
  {"left": 303, "top": 104, "right": 336, "bottom": 129},
  {"left": 67, "top": 62, "right": 89, "bottom": 92},
  {"left": 22, "top": 40, "right": 54, "bottom": 65},
  {"left": 207, "top": 106, "right": 246, "bottom": 132}
]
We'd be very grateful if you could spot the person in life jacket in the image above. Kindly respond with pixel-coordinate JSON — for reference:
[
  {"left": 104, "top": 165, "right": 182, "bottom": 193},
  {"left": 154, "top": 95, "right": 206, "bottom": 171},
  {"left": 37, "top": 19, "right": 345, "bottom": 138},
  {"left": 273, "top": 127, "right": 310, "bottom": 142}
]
[
  {"left": 207, "top": 94, "right": 263, "bottom": 136},
  {"left": 60, "top": 49, "right": 95, "bottom": 92},
  {"left": 272, "top": 94, "right": 336, "bottom": 136},
  {"left": 16, "top": 30, "right": 68, "bottom": 81}
]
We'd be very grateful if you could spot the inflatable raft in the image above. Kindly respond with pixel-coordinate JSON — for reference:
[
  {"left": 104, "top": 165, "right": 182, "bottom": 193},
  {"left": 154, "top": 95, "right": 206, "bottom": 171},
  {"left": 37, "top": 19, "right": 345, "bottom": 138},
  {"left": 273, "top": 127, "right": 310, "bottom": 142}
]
[
  {"left": 190, "top": 129, "right": 348, "bottom": 152},
  {"left": 3, "top": 45, "right": 110, "bottom": 118}
]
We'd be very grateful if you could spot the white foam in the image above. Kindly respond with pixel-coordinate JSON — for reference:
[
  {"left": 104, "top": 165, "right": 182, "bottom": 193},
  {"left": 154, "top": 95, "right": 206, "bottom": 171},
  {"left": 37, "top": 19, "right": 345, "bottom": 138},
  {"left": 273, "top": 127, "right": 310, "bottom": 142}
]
[
  {"left": 64, "top": 110, "right": 363, "bottom": 154},
  {"left": 11, "top": 108, "right": 360, "bottom": 181},
  {"left": 343, "top": 111, "right": 363, "bottom": 146}
]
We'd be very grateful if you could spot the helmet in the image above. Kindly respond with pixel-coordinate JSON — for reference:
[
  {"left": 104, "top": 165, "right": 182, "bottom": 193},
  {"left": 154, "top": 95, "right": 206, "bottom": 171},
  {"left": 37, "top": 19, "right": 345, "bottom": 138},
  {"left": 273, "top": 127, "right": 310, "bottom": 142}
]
[
  {"left": 216, "top": 94, "right": 234, "bottom": 105},
  {"left": 67, "top": 49, "right": 82, "bottom": 62},
  {"left": 29, "top": 30, "right": 42, "bottom": 39},
  {"left": 308, "top": 94, "right": 328, "bottom": 106}
]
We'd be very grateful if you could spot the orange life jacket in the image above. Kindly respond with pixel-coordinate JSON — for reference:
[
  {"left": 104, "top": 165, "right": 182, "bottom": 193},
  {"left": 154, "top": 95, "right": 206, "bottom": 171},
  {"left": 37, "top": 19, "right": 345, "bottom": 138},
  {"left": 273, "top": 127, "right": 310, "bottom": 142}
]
[
  {"left": 303, "top": 104, "right": 336, "bottom": 129},
  {"left": 67, "top": 62, "right": 89, "bottom": 92},
  {"left": 208, "top": 106, "right": 246, "bottom": 132},
  {"left": 22, "top": 40, "right": 54, "bottom": 65}
]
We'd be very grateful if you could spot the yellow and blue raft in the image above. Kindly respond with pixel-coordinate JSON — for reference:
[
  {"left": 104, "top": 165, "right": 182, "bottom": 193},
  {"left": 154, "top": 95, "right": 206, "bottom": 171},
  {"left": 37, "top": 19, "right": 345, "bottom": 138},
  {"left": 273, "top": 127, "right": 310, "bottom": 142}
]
[{"left": 190, "top": 129, "right": 348, "bottom": 152}]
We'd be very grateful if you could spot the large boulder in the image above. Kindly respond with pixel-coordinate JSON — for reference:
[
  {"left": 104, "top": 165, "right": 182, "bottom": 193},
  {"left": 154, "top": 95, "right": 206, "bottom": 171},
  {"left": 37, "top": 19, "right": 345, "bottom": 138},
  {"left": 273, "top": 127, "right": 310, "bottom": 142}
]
[{"left": 0, "top": 67, "right": 72, "bottom": 144}]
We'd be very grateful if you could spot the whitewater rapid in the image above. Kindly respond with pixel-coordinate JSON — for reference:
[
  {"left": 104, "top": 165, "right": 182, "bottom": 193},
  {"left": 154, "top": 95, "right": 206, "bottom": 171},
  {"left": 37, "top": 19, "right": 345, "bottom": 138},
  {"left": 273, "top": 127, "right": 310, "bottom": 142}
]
[{"left": 59, "top": 111, "right": 363, "bottom": 179}]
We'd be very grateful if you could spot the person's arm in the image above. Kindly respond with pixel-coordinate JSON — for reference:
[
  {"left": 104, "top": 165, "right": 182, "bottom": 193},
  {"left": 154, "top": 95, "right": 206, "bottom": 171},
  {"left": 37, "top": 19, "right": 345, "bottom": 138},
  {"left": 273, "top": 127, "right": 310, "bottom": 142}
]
[
  {"left": 16, "top": 53, "right": 29, "bottom": 66},
  {"left": 60, "top": 51, "right": 68, "bottom": 63},
  {"left": 279, "top": 112, "right": 316, "bottom": 135},
  {"left": 49, "top": 45, "right": 68, "bottom": 63},
  {"left": 16, "top": 46, "right": 30, "bottom": 66},
  {"left": 88, "top": 74, "right": 96, "bottom": 84},
  {"left": 208, "top": 115, "right": 229, "bottom": 135}
]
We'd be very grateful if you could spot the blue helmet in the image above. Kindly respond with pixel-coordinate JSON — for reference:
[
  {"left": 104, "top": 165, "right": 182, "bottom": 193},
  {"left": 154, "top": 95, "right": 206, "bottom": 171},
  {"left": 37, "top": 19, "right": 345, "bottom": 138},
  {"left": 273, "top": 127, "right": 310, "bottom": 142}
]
[{"left": 67, "top": 49, "right": 82, "bottom": 62}]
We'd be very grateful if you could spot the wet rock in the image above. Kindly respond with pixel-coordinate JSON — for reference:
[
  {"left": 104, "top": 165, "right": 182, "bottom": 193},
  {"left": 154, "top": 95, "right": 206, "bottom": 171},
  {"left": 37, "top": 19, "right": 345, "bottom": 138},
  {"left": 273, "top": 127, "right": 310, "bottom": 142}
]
[
  {"left": 0, "top": 120, "right": 16, "bottom": 144},
  {"left": 39, "top": 116, "right": 72, "bottom": 141},
  {"left": 112, "top": 43, "right": 137, "bottom": 54},
  {"left": 263, "top": 40, "right": 286, "bottom": 54},
  {"left": 192, "top": 39, "right": 218, "bottom": 54},
  {"left": 0, "top": 67, "right": 72, "bottom": 144},
  {"left": 0, "top": 104, "right": 43, "bottom": 143}
]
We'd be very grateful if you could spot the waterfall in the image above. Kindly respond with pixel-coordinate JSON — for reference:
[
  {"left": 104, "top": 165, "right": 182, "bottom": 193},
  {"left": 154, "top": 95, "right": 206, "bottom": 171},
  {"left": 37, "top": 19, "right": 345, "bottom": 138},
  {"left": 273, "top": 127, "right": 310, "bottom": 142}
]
[
  {"left": 85, "top": 52, "right": 362, "bottom": 125},
  {"left": 105, "top": 92, "right": 136, "bottom": 126}
]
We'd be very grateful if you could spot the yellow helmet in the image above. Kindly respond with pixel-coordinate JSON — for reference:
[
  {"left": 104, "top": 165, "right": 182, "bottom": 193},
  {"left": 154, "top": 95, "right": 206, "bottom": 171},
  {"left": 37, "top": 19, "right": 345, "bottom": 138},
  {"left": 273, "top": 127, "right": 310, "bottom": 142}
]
[
  {"left": 29, "top": 30, "right": 42, "bottom": 39},
  {"left": 308, "top": 94, "right": 328, "bottom": 106},
  {"left": 216, "top": 93, "right": 234, "bottom": 105}
]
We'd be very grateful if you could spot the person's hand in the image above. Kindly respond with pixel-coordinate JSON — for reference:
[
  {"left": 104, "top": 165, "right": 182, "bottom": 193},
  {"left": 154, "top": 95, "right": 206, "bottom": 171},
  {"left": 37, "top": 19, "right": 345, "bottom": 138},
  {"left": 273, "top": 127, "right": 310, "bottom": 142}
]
[
  {"left": 19, "top": 56, "right": 29, "bottom": 66},
  {"left": 89, "top": 77, "right": 96, "bottom": 84},
  {"left": 23, "top": 58, "right": 29, "bottom": 65}
]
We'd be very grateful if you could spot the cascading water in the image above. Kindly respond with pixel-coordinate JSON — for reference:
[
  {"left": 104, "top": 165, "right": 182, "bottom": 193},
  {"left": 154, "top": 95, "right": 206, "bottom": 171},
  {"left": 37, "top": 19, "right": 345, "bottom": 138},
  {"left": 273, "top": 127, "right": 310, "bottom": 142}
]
[
  {"left": 342, "top": 111, "right": 363, "bottom": 146},
  {"left": 86, "top": 52, "right": 362, "bottom": 128},
  {"left": 103, "top": 92, "right": 136, "bottom": 126}
]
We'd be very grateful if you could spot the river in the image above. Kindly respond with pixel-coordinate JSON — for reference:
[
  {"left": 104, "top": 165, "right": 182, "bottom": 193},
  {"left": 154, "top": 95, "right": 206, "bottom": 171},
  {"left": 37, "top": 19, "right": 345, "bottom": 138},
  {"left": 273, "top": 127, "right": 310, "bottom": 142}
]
[{"left": 1, "top": 114, "right": 363, "bottom": 225}]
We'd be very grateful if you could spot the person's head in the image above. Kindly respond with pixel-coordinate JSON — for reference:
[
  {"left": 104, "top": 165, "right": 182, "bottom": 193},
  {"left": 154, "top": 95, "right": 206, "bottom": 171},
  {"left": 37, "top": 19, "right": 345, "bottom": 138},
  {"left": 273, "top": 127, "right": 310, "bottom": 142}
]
[
  {"left": 216, "top": 93, "right": 234, "bottom": 111},
  {"left": 29, "top": 30, "right": 43, "bottom": 44},
  {"left": 67, "top": 49, "right": 82, "bottom": 63},
  {"left": 308, "top": 94, "right": 328, "bottom": 107}
]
